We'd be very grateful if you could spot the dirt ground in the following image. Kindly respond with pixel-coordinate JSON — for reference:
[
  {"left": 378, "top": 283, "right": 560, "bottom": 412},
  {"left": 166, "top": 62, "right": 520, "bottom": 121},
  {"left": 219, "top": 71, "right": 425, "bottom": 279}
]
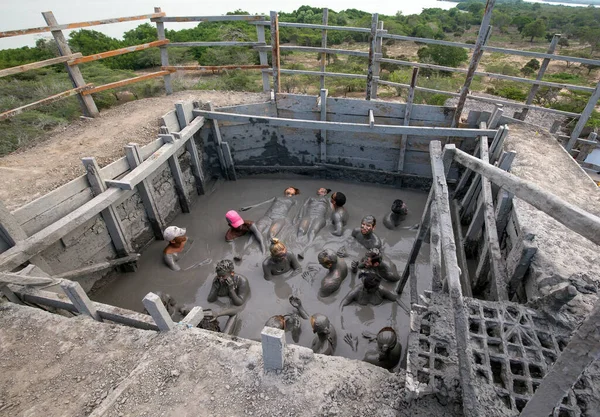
[
  {"left": 0, "top": 91, "right": 269, "bottom": 211},
  {"left": 0, "top": 301, "right": 459, "bottom": 417}
]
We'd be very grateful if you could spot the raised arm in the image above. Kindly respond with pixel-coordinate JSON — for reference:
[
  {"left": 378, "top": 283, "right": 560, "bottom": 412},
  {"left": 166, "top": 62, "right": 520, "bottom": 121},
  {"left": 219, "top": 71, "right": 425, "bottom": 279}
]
[
  {"left": 240, "top": 197, "right": 275, "bottom": 212},
  {"left": 249, "top": 224, "right": 266, "bottom": 253},
  {"left": 230, "top": 275, "right": 249, "bottom": 306},
  {"left": 341, "top": 287, "right": 360, "bottom": 308},
  {"left": 207, "top": 277, "right": 219, "bottom": 303}
]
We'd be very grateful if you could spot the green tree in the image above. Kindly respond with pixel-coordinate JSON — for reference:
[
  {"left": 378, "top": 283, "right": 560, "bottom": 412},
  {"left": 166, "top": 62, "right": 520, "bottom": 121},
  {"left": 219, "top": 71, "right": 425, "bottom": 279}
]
[
  {"left": 522, "top": 20, "right": 547, "bottom": 42},
  {"left": 492, "top": 12, "right": 511, "bottom": 33},
  {"left": 417, "top": 45, "right": 468, "bottom": 68}
]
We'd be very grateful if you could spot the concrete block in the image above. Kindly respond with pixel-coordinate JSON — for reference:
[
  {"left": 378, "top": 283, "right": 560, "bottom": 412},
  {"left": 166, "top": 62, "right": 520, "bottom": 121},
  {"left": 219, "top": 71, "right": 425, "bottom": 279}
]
[{"left": 261, "top": 326, "right": 286, "bottom": 371}]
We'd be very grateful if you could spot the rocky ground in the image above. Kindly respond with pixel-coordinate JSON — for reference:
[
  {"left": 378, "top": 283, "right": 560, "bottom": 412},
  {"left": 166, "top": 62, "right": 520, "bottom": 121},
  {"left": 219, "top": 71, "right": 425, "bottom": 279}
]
[{"left": 0, "top": 302, "right": 460, "bottom": 417}]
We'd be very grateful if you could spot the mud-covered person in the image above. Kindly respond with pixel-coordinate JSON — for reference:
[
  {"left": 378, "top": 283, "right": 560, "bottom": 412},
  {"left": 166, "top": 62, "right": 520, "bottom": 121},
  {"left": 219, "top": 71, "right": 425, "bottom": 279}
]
[
  {"left": 383, "top": 199, "right": 408, "bottom": 230},
  {"left": 317, "top": 249, "right": 348, "bottom": 297},
  {"left": 241, "top": 186, "right": 300, "bottom": 239},
  {"left": 163, "top": 226, "right": 188, "bottom": 271},
  {"left": 297, "top": 187, "right": 331, "bottom": 245},
  {"left": 351, "top": 215, "right": 382, "bottom": 250},
  {"left": 207, "top": 259, "right": 250, "bottom": 306},
  {"left": 310, "top": 313, "right": 337, "bottom": 355},
  {"left": 225, "top": 210, "right": 266, "bottom": 254},
  {"left": 341, "top": 271, "right": 397, "bottom": 307},
  {"left": 330, "top": 192, "right": 348, "bottom": 236},
  {"left": 352, "top": 248, "right": 400, "bottom": 282},
  {"left": 363, "top": 327, "right": 402, "bottom": 370},
  {"left": 263, "top": 238, "right": 302, "bottom": 280}
]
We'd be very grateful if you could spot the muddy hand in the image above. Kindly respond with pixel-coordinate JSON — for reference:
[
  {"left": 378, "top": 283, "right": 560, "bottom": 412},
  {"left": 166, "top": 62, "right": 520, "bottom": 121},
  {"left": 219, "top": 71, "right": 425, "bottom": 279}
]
[
  {"left": 240, "top": 206, "right": 252, "bottom": 212},
  {"left": 289, "top": 295, "right": 309, "bottom": 320},
  {"left": 344, "top": 333, "right": 359, "bottom": 351},
  {"left": 336, "top": 247, "right": 347, "bottom": 258},
  {"left": 291, "top": 267, "right": 302, "bottom": 277}
]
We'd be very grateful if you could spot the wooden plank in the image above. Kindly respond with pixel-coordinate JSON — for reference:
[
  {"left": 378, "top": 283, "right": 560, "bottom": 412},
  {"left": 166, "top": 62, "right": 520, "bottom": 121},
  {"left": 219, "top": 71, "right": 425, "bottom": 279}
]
[
  {"left": 153, "top": 15, "right": 264, "bottom": 23},
  {"left": 430, "top": 200, "right": 443, "bottom": 293},
  {"left": 450, "top": 200, "right": 472, "bottom": 297},
  {"left": 465, "top": 197, "right": 484, "bottom": 244},
  {"left": 320, "top": 88, "right": 328, "bottom": 162},
  {"left": 208, "top": 102, "right": 228, "bottom": 178},
  {"left": 185, "top": 138, "right": 205, "bottom": 195},
  {"left": 0, "top": 272, "right": 54, "bottom": 286},
  {"left": 42, "top": 11, "right": 98, "bottom": 117},
  {"left": 125, "top": 144, "right": 165, "bottom": 238},
  {"left": 256, "top": 24, "right": 270, "bottom": 92},
  {"left": 163, "top": 64, "right": 269, "bottom": 71},
  {"left": 409, "top": 263, "right": 418, "bottom": 305},
  {"left": 365, "top": 13, "right": 378, "bottom": 100},
  {"left": 451, "top": 147, "right": 600, "bottom": 247},
  {"left": 161, "top": 109, "right": 181, "bottom": 133},
  {"left": 154, "top": 7, "right": 172, "bottom": 95},
  {"left": 494, "top": 189, "right": 513, "bottom": 244},
  {"left": 82, "top": 71, "right": 173, "bottom": 96},
  {"left": 181, "top": 306, "right": 204, "bottom": 327},
  {"left": 172, "top": 116, "right": 205, "bottom": 141},
  {"left": 398, "top": 67, "right": 419, "bottom": 171},
  {"left": 0, "top": 85, "right": 92, "bottom": 120},
  {"left": 487, "top": 105, "right": 503, "bottom": 129},
  {"left": 142, "top": 292, "right": 175, "bottom": 331},
  {"left": 221, "top": 142, "right": 237, "bottom": 181},
  {"left": 454, "top": 143, "right": 479, "bottom": 199},
  {"left": 506, "top": 238, "right": 537, "bottom": 297},
  {"left": 270, "top": 11, "right": 281, "bottom": 94},
  {"left": 567, "top": 81, "right": 600, "bottom": 151},
  {"left": 251, "top": 20, "right": 372, "bottom": 33},
  {"left": 368, "top": 109, "right": 374, "bottom": 128},
  {"left": 82, "top": 157, "right": 133, "bottom": 260},
  {"left": 60, "top": 280, "right": 102, "bottom": 321},
  {"left": 371, "top": 21, "right": 384, "bottom": 98},
  {"left": 56, "top": 254, "right": 140, "bottom": 279},
  {"left": 0, "top": 12, "right": 165, "bottom": 38},
  {"left": 70, "top": 40, "right": 169, "bottom": 65},
  {"left": 0, "top": 284, "right": 23, "bottom": 304},
  {"left": 0, "top": 53, "right": 82, "bottom": 78},
  {"left": 163, "top": 136, "right": 191, "bottom": 213},
  {"left": 193, "top": 109, "right": 494, "bottom": 137}
]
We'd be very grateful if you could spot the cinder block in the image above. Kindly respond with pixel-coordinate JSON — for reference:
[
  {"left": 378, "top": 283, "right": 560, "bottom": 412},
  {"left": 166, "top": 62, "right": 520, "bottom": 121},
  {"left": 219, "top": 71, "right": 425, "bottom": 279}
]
[{"left": 261, "top": 326, "right": 285, "bottom": 370}]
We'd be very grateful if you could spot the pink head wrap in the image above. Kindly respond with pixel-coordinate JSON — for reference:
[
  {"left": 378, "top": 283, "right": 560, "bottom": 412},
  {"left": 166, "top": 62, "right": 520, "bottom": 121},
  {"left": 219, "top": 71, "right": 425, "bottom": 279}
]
[{"left": 226, "top": 210, "right": 244, "bottom": 228}]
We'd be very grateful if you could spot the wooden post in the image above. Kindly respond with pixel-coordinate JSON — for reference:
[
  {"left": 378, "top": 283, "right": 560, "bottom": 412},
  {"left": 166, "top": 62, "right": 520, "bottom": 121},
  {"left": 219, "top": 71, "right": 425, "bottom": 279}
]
[
  {"left": 452, "top": 0, "right": 495, "bottom": 127},
  {"left": 207, "top": 102, "right": 228, "bottom": 179},
  {"left": 430, "top": 200, "right": 443, "bottom": 293},
  {"left": 175, "top": 102, "right": 206, "bottom": 195},
  {"left": 371, "top": 21, "right": 384, "bottom": 99},
  {"left": 491, "top": 150, "right": 516, "bottom": 196},
  {"left": 518, "top": 34, "right": 560, "bottom": 121},
  {"left": 430, "top": 141, "right": 482, "bottom": 416},
  {"left": 160, "top": 136, "right": 191, "bottom": 213},
  {"left": 124, "top": 144, "right": 165, "bottom": 239},
  {"left": 365, "top": 13, "right": 379, "bottom": 100},
  {"left": 0, "top": 284, "right": 23, "bottom": 304},
  {"left": 270, "top": 11, "right": 281, "bottom": 94},
  {"left": 320, "top": 8, "right": 328, "bottom": 91},
  {"left": 450, "top": 200, "right": 472, "bottom": 296},
  {"left": 60, "top": 280, "right": 102, "bottom": 321},
  {"left": 320, "top": 88, "right": 328, "bottom": 162},
  {"left": 409, "top": 264, "right": 418, "bottom": 305},
  {"left": 256, "top": 24, "right": 271, "bottom": 92},
  {"left": 0, "top": 200, "right": 53, "bottom": 273},
  {"left": 180, "top": 306, "right": 204, "bottom": 327},
  {"left": 81, "top": 157, "right": 134, "bottom": 264},
  {"left": 550, "top": 119, "right": 561, "bottom": 134},
  {"left": 576, "top": 132, "right": 598, "bottom": 162},
  {"left": 41, "top": 11, "right": 99, "bottom": 117},
  {"left": 142, "top": 292, "right": 175, "bottom": 331},
  {"left": 154, "top": 7, "right": 173, "bottom": 95},
  {"left": 221, "top": 142, "right": 237, "bottom": 181},
  {"left": 567, "top": 81, "right": 600, "bottom": 152},
  {"left": 494, "top": 189, "right": 513, "bottom": 242},
  {"left": 398, "top": 67, "right": 419, "bottom": 172},
  {"left": 520, "top": 298, "right": 600, "bottom": 417},
  {"left": 506, "top": 237, "right": 537, "bottom": 298},
  {"left": 487, "top": 104, "right": 503, "bottom": 129}
]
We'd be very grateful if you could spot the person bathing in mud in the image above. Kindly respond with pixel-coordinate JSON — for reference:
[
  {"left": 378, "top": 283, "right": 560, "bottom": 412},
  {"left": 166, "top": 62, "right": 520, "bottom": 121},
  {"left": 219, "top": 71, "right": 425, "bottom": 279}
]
[
  {"left": 296, "top": 187, "right": 331, "bottom": 255},
  {"left": 225, "top": 210, "right": 266, "bottom": 254},
  {"left": 263, "top": 238, "right": 302, "bottom": 280},
  {"left": 240, "top": 186, "right": 300, "bottom": 240},
  {"left": 383, "top": 199, "right": 408, "bottom": 230},
  {"left": 310, "top": 313, "right": 337, "bottom": 356},
  {"left": 330, "top": 192, "right": 348, "bottom": 236},
  {"left": 341, "top": 271, "right": 397, "bottom": 307},
  {"left": 265, "top": 295, "right": 309, "bottom": 343},
  {"left": 362, "top": 327, "right": 402, "bottom": 370},
  {"left": 207, "top": 259, "right": 250, "bottom": 306},
  {"left": 163, "top": 226, "right": 188, "bottom": 271},
  {"left": 317, "top": 249, "right": 348, "bottom": 297},
  {"left": 348, "top": 215, "right": 382, "bottom": 250},
  {"left": 352, "top": 248, "right": 400, "bottom": 283}
]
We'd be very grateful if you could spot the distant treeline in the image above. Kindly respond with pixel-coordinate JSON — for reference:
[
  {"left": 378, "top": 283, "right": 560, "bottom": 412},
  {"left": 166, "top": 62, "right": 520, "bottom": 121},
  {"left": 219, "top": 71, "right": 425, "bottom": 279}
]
[{"left": 1, "top": 2, "right": 599, "bottom": 71}]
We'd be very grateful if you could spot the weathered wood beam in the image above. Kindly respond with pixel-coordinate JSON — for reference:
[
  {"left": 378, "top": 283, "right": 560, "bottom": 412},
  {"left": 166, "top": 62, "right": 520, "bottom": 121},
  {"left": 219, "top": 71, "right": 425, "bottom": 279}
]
[
  {"left": 0, "top": 53, "right": 82, "bottom": 78},
  {"left": 398, "top": 68, "right": 419, "bottom": 172},
  {"left": 368, "top": 109, "right": 375, "bottom": 127},
  {"left": 365, "top": 13, "right": 378, "bottom": 100},
  {"left": 57, "top": 254, "right": 140, "bottom": 279},
  {"left": 270, "top": 11, "right": 281, "bottom": 94},
  {"left": 169, "top": 41, "right": 265, "bottom": 47},
  {"left": 506, "top": 237, "right": 537, "bottom": 298},
  {"left": 162, "top": 136, "right": 191, "bottom": 213},
  {"left": 221, "top": 142, "right": 237, "bottom": 181},
  {"left": 255, "top": 24, "right": 270, "bottom": 92},
  {"left": 430, "top": 141, "right": 481, "bottom": 417},
  {"left": 175, "top": 102, "right": 206, "bottom": 195},
  {"left": 567, "top": 81, "right": 600, "bottom": 152},
  {"left": 320, "top": 88, "right": 328, "bottom": 162},
  {"left": 256, "top": 45, "right": 372, "bottom": 58},
  {"left": 207, "top": 102, "right": 228, "bottom": 179},
  {"left": 152, "top": 15, "right": 264, "bottom": 23},
  {"left": 430, "top": 200, "right": 443, "bottom": 293},
  {"left": 154, "top": 7, "right": 172, "bottom": 95},
  {"left": 180, "top": 306, "right": 204, "bottom": 327},
  {"left": 409, "top": 264, "right": 418, "bottom": 306},
  {"left": 0, "top": 272, "right": 55, "bottom": 286},
  {"left": 82, "top": 71, "right": 173, "bottom": 96},
  {"left": 451, "top": 147, "right": 600, "bottom": 247},
  {"left": 487, "top": 105, "right": 503, "bottom": 129},
  {"left": 450, "top": 200, "right": 472, "bottom": 297},
  {"left": 320, "top": 9, "right": 329, "bottom": 90},
  {"left": 143, "top": 292, "right": 175, "bottom": 331},
  {"left": 250, "top": 21, "right": 373, "bottom": 33},
  {"left": 192, "top": 109, "right": 497, "bottom": 138},
  {"left": 267, "top": 68, "right": 371, "bottom": 80},
  {"left": 371, "top": 21, "right": 384, "bottom": 98},
  {"left": 69, "top": 40, "right": 169, "bottom": 65},
  {"left": 163, "top": 64, "right": 269, "bottom": 71},
  {"left": 0, "top": 85, "right": 92, "bottom": 121},
  {"left": 60, "top": 280, "right": 102, "bottom": 321}
]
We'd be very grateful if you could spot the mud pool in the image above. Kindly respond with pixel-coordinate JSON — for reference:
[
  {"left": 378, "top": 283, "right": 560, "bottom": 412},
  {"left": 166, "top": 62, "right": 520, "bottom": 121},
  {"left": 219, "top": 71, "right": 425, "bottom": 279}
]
[{"left": 92, "top": 175, "right": 432, "bottom": 366}]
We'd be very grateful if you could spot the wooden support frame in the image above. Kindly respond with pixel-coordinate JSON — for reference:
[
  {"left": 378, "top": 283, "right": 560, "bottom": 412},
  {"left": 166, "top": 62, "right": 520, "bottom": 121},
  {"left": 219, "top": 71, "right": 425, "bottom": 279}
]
[
  {"left": 270, "top": 11, "right": 281, "bottom": 94},
  {"left": 69, "top": 40, "right": 169, "bottom": 65},
  {"left": 175, "top": 102, "right": 206, "bottom": 195},
  {"left": 397, "top": 67, "right": 419, "bottom": 171},
  {"left": 56, "top": 254, "right": 140, "bottom": 279},
  {"left": 154, "top": 7, "right": 172, "bottom": 95},
  {"left": 82, "top": 157, "right": 134, "bottom": 264},
  {"left": 42, "top": 11, "right": 99, "bottom": 117},
  {"left": 0, "top": 53, "right": 82, "bottom": 78},
  {"left": 0, "top": 85, "right": 92, "bottom": 121},
  {"left": 207, "top": 102, "right": 228, "bottom": 179},
  {"left": 487, "top": 104, "right": 503, "bottom": 129},
  {"left": 409, "top": 264, "right": 418, "bottom": 306},
  {"left": 125, "top": 144, "right": 165, "bottom": 239},
  {"left": 450, "top": 200, "right": 472, "bottom": 297},
  {"left": 567, "top": 81, "right": 600, "bottom": 152},
  {"left": 60, "top": 280, "right": 102, "bottom": 321},
  {"left": 371, "top": 21, "right": 384, "bottom": 99},
  {"left": 142, "top": 292, "right": 175, "bottom": 331},
  {"left": 430, "top": 200, "right": 443, "bottom": 293},
  {"left": 255, "top": 24, "right": 271, "bottom": 92},
  {"left": 152, "top": 15, "right": 264, "bottom": 23},
  {"left": 180, "top": 306, "right": 205, "bottom": 327},
  {"left": 320, "top": 88, "right": 328, "bottom": 162},
  {"left": 221, "top": 142, "right": 237, "bottom": 181},
  {"left": 82, "top": 71, "right": 173, "bottom": 95},
  {"left": 162, "top": 136, "right": 191, "bottom": 213},
  {"left": 506, "top": 237, "right": 537, "bottom": 298},
  {"left": 320, "top": 9, "right": 329, "bottom": 91},
  {"left": 163, "top": 64, "right": 269, "bottom": 72},
  {"left": 365, "top": 13, "right": 379, "bottom": 100}
]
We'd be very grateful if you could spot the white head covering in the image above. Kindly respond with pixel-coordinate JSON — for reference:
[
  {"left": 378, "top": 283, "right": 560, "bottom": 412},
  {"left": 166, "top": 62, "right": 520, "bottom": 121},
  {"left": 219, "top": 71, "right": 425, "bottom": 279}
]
[{"left": 163, "top": 226, "right": 186, "bottom": 241}]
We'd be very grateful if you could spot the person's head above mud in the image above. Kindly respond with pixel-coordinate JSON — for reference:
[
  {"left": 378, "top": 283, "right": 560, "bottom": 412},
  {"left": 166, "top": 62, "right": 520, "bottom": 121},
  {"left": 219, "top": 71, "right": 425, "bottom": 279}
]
[
  {"left": 318, "top": 249, "right": 338, "bottom": 269},
  {"left": 284, "top": 187, "right": 300, "bottom": 197},
  {"left": 208, "top": 259, "right": 249, "bottom": 306},
  {"left": 391, "top": 200, "right": 406, "bottom": 214},
  {"left": 376, "top": 327, "right": 398, "bottom": 353},
  {"left": 215, "top": 259, "right": 235, "bottom": 279},
  {"left": 360, "top": 215, "right": 376, "bottom": 235},
  {"left": 310, "top": 313, "right": 331, "bottom": 335},
  {"left": 331, "top": 192, "right": 346, "bottom": 208},
  {"left": 225, "top": 210, "right": 245, "bottom": 229},
  {"left": 365, "top": 248, "right": 382, "bottom": 267},
  {"left": 317, "top": 187, "right": 331, "bottom": 197},
  {"left": 269, "top": 237, "right": 287, "bottom": 258},
  {"left": 362, "top": 270, "right": 381, "bottom": 292},
  {"left": 163, "top": 226, "right": 187, "bottom": 247}
]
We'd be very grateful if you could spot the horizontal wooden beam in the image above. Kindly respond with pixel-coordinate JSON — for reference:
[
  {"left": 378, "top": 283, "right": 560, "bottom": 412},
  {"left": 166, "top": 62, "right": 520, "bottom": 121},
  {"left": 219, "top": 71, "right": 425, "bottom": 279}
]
[
  {"left": 0, "top": 272, "right": 55, "bottom": 286},
  {"left": 250, "top": 21, "right": 373, "bottom": 33},
  {"left": 163, "top": 64, "right": 269, "bottom": 71},
  {"left": 0, "top": 53, "right": 82, "bottom": 78},
  {"left": 105, "top": 119, "right": 204, "bottom": 191},
  {"left": 82, "top": 71, "right": 173, "bottom": 95},
  {"left": 169, "top": 41, "right": 264, "bottom": 47},
  {"left": 451, "top": 148, "right": 600, "bottom": 247},
  {"left": 270, "top": 68, "right": 369, "bottom": 79},
  {"left": 0, "top": 84, "right": 92, "bottom": 120},
  {"left": 381, "top": 33, "right": 475, "bottom": 49},
  {"left": 152, "top": 15, "right": 265, "bottom": 22},
  {"left": 56, "top": 254, "right": 140, "bottom": 280},
  {"left": 69, "top": 40, "right": 169, "bottom": 65},
  {"left": 0, "top": 12, "right": 165, "bottom": 39},
  {"left": 193, "top": 109, "right": 496, "bottom": 138}
]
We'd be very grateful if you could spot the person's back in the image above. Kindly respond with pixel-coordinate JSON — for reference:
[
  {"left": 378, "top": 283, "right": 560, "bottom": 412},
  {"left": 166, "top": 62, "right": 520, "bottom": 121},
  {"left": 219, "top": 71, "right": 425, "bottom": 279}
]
[{"left": 330, "top": 191, "right": 348, "bottom": 236}]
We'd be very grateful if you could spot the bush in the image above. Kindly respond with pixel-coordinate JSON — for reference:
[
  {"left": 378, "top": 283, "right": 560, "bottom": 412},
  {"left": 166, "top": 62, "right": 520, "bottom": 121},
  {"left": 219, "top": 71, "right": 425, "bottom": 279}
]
[
  {"left": 485, "top": 63, "right": 520, "bottom": 76},
  {"left": 487, "top": 84, "right": 528, "bottom": 101}
]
